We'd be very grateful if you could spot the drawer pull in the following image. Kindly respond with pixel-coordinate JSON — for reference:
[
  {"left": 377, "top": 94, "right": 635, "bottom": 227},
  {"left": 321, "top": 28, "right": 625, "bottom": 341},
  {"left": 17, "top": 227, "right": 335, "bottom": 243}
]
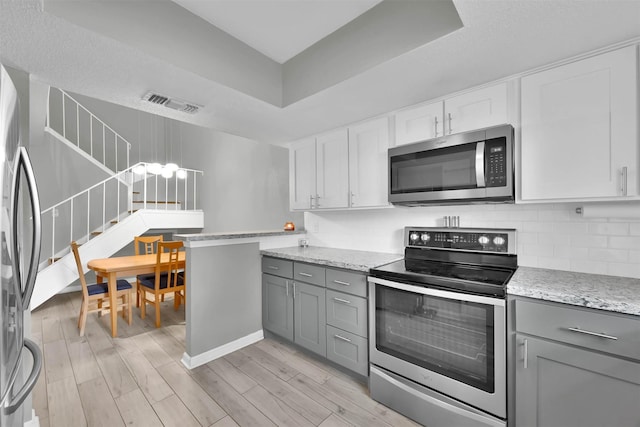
[
  {"left": 333, "top": 280, "right": 351, "bottom": 286},
  {"left": 333, "top": 297, "right": 351, "bottom": 305},
  {"left": 334, "top": 334, "right": 352, "bottom": 343},
  {"left": 567, "top": 327, "right": 618, "bottom": 341},
  {"left": 298, "top": 272, "right": 313, "bottom": 277},
  {"left": 267, "top": 266, "right": 279, "bottom": 270}
]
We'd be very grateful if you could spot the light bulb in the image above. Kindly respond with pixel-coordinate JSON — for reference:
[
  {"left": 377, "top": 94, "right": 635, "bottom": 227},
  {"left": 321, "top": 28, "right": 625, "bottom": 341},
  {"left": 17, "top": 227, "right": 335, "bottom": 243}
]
[
  {"left": 147, "top": 163, "right": 162, "bottom": 175},
  {"left": 161, "top": 167, "right": 173, "bottom": 179},
  {"left": 133, "top": 164, "right": 146, "bottom": 175},
  {"left": 176, "top": 169, "right": 187, "bottom": 179},
  {"left": 165, "top": 162, "right": 179, "bottom": 172}
]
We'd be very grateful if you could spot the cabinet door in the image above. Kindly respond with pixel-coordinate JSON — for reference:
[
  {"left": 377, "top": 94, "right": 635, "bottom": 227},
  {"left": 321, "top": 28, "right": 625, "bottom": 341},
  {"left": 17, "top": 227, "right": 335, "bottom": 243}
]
[
  {"left": 293, "top": 282, "right": 326, "bottom": 356},
  {"left": 444, "top": 82, "right": 508, "bottom": 135},
  {"left": 348, "top": 117, "right": 390, "bottom": 208},
  {"left": 262, "top": 274, "right": 293, "bottom": 341},
  {"left": 394, "top": 101, "right": 443, "bottom": 146},
  {"left": 316, "top": 129, "right": 349, "bottom": 209},
  {"left": 515, "top": 335, "right": 640, "bottom": 427},
  {"left": 289, "top": 138, "right": 316, "bottom": 210},
  {"left": 521, "top": 46, "right": 638, "bottom": 200}
]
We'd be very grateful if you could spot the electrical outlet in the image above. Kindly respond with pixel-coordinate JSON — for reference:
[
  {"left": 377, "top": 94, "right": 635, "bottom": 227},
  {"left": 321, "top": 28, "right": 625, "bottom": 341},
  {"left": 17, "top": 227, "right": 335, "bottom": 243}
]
[{"left": 298, "top": 238, "right": 309, "bottom": 247}]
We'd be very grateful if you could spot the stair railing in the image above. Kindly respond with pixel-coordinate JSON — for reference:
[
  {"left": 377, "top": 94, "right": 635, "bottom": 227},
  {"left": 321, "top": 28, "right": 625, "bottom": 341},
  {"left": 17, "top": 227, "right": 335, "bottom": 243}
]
[
  {"left": 40, "top": 162, "right": 203, "bottom": 267},
  {"left": 46, "top": 87, "right": 132, "bottom": 172}
]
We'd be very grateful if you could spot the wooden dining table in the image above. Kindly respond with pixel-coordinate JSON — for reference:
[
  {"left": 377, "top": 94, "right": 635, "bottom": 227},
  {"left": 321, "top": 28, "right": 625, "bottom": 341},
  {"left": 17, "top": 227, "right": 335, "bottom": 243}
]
[{"left": 87, "top": 252, "right": 186, "bottom": 337}]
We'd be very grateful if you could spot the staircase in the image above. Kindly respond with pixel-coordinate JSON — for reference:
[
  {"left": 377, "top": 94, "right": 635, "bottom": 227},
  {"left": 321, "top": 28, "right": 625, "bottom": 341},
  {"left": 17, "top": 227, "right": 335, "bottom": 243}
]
[{"left": 32, "top": 88, "right": 205, "bottom": 309}]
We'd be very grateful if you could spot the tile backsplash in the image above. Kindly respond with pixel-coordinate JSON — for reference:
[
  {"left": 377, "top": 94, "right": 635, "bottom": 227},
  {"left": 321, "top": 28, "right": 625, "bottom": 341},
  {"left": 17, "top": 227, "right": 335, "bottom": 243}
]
[{"left": 304, "top": 203, "right": 640, "bottom": 279}]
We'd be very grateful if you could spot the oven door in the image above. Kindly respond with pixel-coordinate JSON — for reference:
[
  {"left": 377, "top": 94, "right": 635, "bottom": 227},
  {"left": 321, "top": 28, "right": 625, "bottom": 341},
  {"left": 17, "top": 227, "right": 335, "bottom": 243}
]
[{"left": 368, "top": 277, "right": 506, "bottom": 419}]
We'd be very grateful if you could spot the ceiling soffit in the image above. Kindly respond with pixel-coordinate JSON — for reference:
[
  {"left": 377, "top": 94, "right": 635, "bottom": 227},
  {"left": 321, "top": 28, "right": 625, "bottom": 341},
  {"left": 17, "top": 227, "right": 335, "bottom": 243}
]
[{"left": 43, "top": 0, "right": 462, "bottom": 108}]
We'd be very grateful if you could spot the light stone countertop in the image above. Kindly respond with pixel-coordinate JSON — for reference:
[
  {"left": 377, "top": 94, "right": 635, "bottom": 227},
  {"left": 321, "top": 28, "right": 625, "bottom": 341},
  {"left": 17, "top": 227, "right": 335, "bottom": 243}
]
[
  {"left": 508, "top": 266, "right": 640, "bottom": 316},
  {"left": 261, "top": 246, "right": 403, "bottom": 273},
  {"left": 175, "top": 229, "right": 306, "bottom": 242}
]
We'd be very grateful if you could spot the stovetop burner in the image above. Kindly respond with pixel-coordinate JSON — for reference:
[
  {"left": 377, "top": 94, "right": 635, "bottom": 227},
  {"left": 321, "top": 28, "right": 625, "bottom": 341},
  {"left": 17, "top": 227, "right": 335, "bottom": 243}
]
[{"left": 369, "top": 227, "right": 518, "bottom": 298}]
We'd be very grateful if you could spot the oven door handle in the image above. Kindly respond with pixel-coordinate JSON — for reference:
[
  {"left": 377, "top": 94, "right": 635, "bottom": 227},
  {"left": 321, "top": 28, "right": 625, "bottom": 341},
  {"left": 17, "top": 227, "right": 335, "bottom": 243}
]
[
  {"left": 475, "top": 141, "right": 486, "bottom": 188},
  {"left": 367, "top": 276, "right": 505, "bottom": 307}
]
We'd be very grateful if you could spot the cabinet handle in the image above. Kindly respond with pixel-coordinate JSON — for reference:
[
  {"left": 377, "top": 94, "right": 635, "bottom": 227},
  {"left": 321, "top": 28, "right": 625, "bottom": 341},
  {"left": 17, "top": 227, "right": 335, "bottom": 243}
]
[
  {"left": 350, "top": 191, "right": 355, "bottom": 207},
  {"left": 333, "top": 280, "right": 351, "bottom": 286},
  {"left": 567, "top": 327, "right": 618, "bottom": 341},
  {"left": 292, "top": 282, "right": 296, "bottom": 299},
  {"left": 309, "top": 195, "right": 315, "bottom": 209},
  {"left": 267, "top": 266, "right": 279, "bottom": 270},
  {"left": 316, "top": 194, "right": 321, "bottom": 208},
  {"left": 621, "top": 167, "right": 628, "bottom": 196},
  {"left": 448, "top": 112, "right": 453, "bottom": 134},
  {"left": 299, "top": 272, "right": 313, "bottom": 277},
  {"left": 285, "top": 280, "right": 289, "bottom": 297},
  {"left": 522, "top": 338, "right": 528, "bottom": 369},
  {"left": 334, "top": 334, "right": 352, "bottom": 343},
  {"left": 434, "top": 116, "right": 439, "bottom": 137},
  {"left": 333, "top": 297, "right": 351, "bottom": 305}
]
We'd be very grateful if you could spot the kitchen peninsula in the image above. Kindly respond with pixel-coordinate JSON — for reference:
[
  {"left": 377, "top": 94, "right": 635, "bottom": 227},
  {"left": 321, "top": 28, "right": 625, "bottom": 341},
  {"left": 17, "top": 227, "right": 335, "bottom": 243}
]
[{"left": 174, "top": 230, "right": 305, "bottom": 368}]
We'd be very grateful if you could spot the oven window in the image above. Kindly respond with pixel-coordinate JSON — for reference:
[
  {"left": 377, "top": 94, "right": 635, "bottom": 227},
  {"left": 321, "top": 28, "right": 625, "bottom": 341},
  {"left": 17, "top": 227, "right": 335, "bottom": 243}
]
[
  {"left": 375, "top": 285, "right": 495, "bottom": 392},
  {"left": 390, "top": 142, "right": 478, "bottom": 194}
]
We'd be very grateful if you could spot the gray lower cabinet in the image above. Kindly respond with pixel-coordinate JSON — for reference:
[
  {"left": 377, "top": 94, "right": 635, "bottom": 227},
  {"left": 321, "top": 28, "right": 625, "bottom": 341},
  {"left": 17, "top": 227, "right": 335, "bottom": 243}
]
[
  {"left": 513, "top": 297, "right": 640, "bottom": 427},
  {"left": 262, "top": 256, "right": 369, "bottom": 376},
  {"left": 293, "top": 281, "right": 326, "bottom": 356},
  {"left": 262, "top": 273, "right": 293, "bottom": 341}
]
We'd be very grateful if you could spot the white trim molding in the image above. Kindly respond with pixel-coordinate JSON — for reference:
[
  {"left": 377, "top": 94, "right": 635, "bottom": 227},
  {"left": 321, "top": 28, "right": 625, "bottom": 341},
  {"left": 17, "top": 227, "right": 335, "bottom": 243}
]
[{"left": 180, "top": 330, "right": 264, "bottom": 370}]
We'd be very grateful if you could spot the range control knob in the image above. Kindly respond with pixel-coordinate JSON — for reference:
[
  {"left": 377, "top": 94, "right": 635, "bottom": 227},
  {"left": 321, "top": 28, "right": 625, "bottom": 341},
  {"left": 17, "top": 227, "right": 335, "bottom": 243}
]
[
  {"left": 478, "top": 235, "right": 490, "bottom": 245},
  {"left": 409, "top": 233, "right": 419, "bottom": 242},
  {"left": 493, "top": 236, "right": 506, "bottom": 246},
  {"left": 421, "top": 233, "right": 431, "bottom": 242}
]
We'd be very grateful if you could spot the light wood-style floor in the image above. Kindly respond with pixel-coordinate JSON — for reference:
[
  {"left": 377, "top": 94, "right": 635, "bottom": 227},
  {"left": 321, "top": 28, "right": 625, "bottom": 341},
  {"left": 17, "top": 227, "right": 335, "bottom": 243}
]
[{"left": 30, "top": 292, "right": 419, "bottom": 427}]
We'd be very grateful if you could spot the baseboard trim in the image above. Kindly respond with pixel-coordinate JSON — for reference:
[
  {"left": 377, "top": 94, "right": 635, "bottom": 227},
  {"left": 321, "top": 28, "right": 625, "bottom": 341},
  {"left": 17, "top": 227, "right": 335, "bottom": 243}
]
[
  {"left": 181, "top": 330, "right": 264, "bottom": 369},
  {"left": 24, "top": 410, "right": 39, "bottom": 427}
]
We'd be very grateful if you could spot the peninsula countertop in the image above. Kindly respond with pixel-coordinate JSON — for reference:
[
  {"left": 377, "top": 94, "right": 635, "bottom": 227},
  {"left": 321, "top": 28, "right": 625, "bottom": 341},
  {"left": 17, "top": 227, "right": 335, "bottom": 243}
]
[
  {"left": 260, "top": 246, "right": 402, "bottom": 273},
  {"left": 508, "top": 266, "right": 640, "bottom": 317},
  {"left": 175, "top": 229, "right": 306, "bottom": 242}
]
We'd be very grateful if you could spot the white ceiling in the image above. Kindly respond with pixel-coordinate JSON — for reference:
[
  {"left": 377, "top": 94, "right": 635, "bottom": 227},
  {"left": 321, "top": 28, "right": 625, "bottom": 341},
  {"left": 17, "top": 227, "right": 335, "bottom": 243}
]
[
  {"left": 172, "top": 0, "right": 383, "bottom": 63},
  {"left": 1, "top": 1, "right": 640, "bottom": 145}
]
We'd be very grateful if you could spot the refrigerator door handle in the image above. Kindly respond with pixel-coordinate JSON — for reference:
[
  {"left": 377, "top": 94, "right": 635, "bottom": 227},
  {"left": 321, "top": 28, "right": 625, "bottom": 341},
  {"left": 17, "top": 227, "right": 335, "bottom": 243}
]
[
  {"left": 4, "top": 338, "right": 42, "bottom": 415},
  {"left": 11, "top": 147, "right": 41, "bottom": 309}
]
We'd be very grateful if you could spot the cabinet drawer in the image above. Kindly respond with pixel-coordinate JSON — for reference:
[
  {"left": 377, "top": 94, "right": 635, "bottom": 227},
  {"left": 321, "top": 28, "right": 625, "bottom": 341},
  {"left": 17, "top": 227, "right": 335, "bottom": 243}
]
[
  {"left": 262, "top": 257, "right": 293, "bottom": 278},
  {"left": 294, "top": 262, "right": 325, "bottom": 287},
  {"left": 326, "top": 325, "right": 368, "bottom": 376},
  {"left": 326, "top": 269, "right": 367, "bottom": 297},
  {"left": 326, "top": 290, "right": 367, "bottom": 337},
  {"left": 515, "top": 299, "right": 640, "bottom": 360}
]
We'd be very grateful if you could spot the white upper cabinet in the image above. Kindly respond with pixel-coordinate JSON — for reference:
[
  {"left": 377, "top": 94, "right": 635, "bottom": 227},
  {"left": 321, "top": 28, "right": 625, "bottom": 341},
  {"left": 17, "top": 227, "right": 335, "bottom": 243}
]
[
  {"left": 394, "top": 82, "right": 508, "bottom": 146},
  {"left": 289, "top": 138, "right": 316, "bottom": 210},
  {"left": 444, "top": 83, "right": 508, "bottom": 135},
  {"left": 316, "top": 129, "right": 349, "bottom": 209},
  {"left": 520, "top": 46, "right": 638, "bottom": 201},
  {"left": 348, "top": 117, "right": 390, "bottom": 208},
  {"left": 394, "top": 101, "right": 443, "bottom": 146}
]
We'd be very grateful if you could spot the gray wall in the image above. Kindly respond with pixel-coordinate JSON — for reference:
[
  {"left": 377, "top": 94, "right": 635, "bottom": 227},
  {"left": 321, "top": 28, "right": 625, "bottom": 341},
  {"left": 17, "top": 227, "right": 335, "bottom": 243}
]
[{"left": 67, "top": 92, "right": 302, "bottom": 233}]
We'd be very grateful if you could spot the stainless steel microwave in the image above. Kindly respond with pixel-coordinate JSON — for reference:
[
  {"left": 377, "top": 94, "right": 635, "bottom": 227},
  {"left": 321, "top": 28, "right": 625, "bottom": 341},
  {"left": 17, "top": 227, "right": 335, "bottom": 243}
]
[{"left": 389, "top": 124, "right": 514, "bottom": 206}]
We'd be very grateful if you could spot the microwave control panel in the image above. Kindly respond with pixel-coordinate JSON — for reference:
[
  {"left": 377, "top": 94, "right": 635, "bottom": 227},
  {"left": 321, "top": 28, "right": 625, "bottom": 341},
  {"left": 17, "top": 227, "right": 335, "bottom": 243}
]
[{"left": 486, "top": 138, "right": 507, "bottom": 187}]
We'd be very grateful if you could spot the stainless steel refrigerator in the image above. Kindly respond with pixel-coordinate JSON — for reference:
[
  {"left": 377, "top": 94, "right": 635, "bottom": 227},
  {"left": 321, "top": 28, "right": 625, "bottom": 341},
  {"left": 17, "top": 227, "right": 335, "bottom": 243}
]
[{"left": 0, "top": 65, "right": 42, "bottom": 426}]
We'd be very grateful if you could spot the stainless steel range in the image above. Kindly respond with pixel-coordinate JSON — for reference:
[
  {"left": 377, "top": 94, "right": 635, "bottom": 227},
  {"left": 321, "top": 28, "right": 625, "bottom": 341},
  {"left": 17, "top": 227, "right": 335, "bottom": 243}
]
[{"left": 368, "top": 227, "right": 517, "bottom": 427}]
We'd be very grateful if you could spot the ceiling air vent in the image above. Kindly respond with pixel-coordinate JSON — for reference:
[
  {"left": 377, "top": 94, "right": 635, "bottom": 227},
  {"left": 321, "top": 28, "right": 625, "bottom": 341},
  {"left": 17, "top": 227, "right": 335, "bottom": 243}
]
[{"left": 142, "top": 91, "right": 201, "bottom": 114}]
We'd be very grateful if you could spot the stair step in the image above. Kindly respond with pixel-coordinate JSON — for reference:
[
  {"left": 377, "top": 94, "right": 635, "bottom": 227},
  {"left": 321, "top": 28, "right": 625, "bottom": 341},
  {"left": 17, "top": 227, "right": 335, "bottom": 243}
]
[
  {"left": 110, "top": 220, "right": 119, "bottom": 224},
  {"left": 48, "top": 257, "right": 61, "bottom": 265},
  {"left": 128, "top": 210, "right": 139, "bottom": 214},
  {"left": 132, "top": 200, "right": 181, "bottom": 204},
  {"left": 132, "top": 191, "right": 140, "bottom": 195},
  {"left": 91, "top": 231, "right": 103, "bottom": 236}
]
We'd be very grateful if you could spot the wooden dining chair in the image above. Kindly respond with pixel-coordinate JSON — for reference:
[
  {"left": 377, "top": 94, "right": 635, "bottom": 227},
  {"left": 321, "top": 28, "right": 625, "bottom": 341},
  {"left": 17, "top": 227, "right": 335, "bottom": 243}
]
[
  {"left": 137, "top": 241, "right": 185, "bottom": 328},
  {"left": 70, "top": 241, "right": 133, "bottom": 336},
  {"left": 134, "top": 235, "right": 164, "bottom": 307}
]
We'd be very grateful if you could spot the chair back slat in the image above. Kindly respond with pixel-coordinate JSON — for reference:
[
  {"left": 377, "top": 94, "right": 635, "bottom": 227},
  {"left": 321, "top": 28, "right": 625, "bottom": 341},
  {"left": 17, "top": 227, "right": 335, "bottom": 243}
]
[
  {"left": 70, "top": 241, "right": 90, "bottom": 300},
  {"left": 154, "top": 241, "right": 184, "bottom": 291},
  {"left": 134, "top": 235, "right": 163, "bottom": 256}
]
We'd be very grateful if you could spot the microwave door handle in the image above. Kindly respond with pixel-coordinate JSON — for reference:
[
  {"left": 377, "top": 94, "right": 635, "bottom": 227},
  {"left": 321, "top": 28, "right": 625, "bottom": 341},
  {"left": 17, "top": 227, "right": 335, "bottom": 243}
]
[{"left": 475, "top": 141, "right": 486, "bottom": 188}]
